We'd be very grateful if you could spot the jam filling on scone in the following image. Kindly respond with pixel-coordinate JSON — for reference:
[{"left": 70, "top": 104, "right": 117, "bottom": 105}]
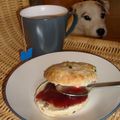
[{"left": 36, "top": 83, "right": 88, "bottom": 108}]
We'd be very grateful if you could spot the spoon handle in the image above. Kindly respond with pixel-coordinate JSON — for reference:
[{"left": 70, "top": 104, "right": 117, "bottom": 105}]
[{"left": 87, "top": 81, "right": 120, "bottom": 88}]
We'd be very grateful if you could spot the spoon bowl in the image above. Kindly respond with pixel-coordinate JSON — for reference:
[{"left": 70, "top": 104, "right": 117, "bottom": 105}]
[{"left": 56, "top": 81, "right": 120, "bottom": 97}]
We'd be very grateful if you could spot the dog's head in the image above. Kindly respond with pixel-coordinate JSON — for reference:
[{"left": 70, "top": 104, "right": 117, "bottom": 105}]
[{"left": 72, "top": 0, "right": 110, "bottom": 38}]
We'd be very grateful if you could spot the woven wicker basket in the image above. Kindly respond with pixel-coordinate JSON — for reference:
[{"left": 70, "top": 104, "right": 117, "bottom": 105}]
[{"left": 0, "top": 0, "right": 120, "bottom": 120}]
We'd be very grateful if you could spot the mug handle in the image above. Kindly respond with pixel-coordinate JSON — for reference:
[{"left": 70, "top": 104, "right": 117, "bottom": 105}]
[{"left": 65, "top": 11, "right": 78, "bottom": 36}]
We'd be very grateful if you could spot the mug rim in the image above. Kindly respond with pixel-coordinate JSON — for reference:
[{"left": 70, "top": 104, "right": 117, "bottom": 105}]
[{"left": 20, "top": 5, "right": 68, "bottom": 18}]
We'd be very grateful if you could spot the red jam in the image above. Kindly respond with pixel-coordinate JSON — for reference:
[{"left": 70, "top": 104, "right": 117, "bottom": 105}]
[{"left": 36, "top": 83, "right": 88, "bottom": 108}]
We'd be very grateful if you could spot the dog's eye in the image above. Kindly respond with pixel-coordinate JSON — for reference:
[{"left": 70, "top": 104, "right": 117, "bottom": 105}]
[
  {"left": 101, "top": 13, "right": 105, "bottom": 19},
  {"left": 83, "top": 15, "right": 91, "bottom": 21}
]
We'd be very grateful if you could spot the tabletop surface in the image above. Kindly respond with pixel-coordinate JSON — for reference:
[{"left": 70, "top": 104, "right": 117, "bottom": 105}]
[{"left": 1, "top": 34, "right": 120, "bottom": 120}]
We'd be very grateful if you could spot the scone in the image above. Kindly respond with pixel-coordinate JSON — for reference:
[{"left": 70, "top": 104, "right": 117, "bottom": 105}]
[
  {"left": 44, "top": 61, "right": 97, "bottom": 86},
  {"left": 35, "top": 61, "right": 97, "bottom": 117}
]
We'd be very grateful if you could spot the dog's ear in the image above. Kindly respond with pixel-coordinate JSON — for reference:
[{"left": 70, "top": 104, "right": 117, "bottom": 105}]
[
  {"left": 96, "top": 0, "right": 110, "bottom": 13},
  {"left": 68, "top": 7, "right": 77, "bottom": 15}
]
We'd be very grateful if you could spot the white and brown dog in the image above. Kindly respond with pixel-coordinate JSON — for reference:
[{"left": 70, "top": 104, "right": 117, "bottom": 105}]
[{"left": 71, "top": 0, "right": 110, "bottom": 38}]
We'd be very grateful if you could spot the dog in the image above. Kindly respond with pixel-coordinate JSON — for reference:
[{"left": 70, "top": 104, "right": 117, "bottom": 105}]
[{"left": 71, "top": 0, "right": 110, "bottom": 38}]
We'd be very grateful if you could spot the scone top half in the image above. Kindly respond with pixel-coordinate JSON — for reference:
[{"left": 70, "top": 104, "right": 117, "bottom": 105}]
[{"left": 44, "top": 61, "right": 97, "bottom": 87}]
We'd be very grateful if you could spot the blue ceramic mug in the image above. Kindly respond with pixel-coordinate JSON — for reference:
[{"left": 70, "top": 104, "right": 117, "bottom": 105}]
[{"left": 20, "top": 5, "right": 77, "bottom": 58}]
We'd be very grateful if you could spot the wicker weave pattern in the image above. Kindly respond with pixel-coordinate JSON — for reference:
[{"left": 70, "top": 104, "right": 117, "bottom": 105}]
[
  {"left": 0, "top": 0, "right": 120, "bottom": 120},
  {"left": 0, "top": 0, "right": 29, "bottom": 119},
  {"left": 64, "top": 35, "right": 120, "bottom": 70}
]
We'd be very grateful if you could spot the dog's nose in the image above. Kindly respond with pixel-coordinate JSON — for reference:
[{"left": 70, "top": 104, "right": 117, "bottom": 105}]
[{"left": 96, "top": 28, "right": 105, "bottom": 37}]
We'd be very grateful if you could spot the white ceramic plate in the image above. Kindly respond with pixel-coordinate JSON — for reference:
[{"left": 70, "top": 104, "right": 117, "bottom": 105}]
[{"left": 5, "top": 52, "right": 120, "bottom": 120}]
